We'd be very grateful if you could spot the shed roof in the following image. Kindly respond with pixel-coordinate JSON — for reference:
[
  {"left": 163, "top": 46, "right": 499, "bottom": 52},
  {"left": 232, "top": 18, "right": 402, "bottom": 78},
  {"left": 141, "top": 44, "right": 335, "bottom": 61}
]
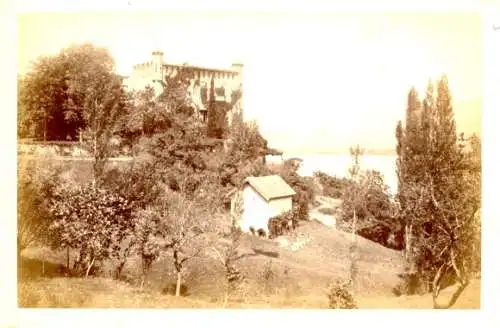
[{"left": 244, "top": 175, "right": 296, "bottom": 202}]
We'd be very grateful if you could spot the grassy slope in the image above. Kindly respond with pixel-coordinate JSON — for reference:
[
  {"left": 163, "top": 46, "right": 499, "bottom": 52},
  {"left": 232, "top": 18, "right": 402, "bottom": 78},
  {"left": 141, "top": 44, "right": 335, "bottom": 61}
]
[
  {"left": 17, "top": 158, "right": 480, "bottom": 308},
  {"left": 19, "top": 219, "right": 408, "bottom": 308},
  {"left": 18, "top": 222, "right": 479, "bottom": 309}
]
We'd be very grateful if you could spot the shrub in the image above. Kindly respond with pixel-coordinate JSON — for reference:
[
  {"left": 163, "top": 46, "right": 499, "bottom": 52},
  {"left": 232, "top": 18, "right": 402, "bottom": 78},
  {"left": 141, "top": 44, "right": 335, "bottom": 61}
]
[
  {"left": 268, "top": 210, "right": 296, "bottom": 238},
  {"left": 313, "top": 171, "right": 348, "bottom": 199},
  {"left": 259, "top": 260, "right": 277, "bottom": 295},
  {"left": 48, "top": 183, "right": 135, "bottom": 277},
  {"left": 340, "top": 169, "right": 402, "bottom": 250},
  {"left": 327, "top": 279, "right": 357, "bottom": 309},
  {"left": 17, "top": 157, "right": 66, "bottom": 253}
]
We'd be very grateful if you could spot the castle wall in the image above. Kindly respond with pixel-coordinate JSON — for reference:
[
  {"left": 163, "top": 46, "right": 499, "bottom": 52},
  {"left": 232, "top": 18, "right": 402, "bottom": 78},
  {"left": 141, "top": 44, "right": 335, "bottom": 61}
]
[{"left": 125, "top": 51, "right": 243, "bottom": 123}]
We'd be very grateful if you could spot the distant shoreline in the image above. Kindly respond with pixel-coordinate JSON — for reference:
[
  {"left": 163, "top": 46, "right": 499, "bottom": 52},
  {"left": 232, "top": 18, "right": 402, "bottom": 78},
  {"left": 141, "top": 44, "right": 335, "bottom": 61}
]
[{"left": 274, "top": 151, "right": 397, "bottom": 157}]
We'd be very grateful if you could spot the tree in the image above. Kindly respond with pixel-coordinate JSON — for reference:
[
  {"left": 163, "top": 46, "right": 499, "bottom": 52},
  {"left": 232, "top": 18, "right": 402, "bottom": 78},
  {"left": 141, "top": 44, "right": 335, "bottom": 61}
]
[
  {"left": 207, "top": 77, "right": 221, "bottom": 138},
  {"left": 17, "top": 59, "right": 69, "bottom": 140},
  {"left": 48, "top": 183, "right": 135, "bottom": 277},
  {"left": 158, "top": 66, "right": 195, "bottom": 117},
  {"left": 211, "top": 191, "right": 245, "bottom": 306},
  {"left": 17, "top": 157, "right": 64, "bottom": 253},
  {"left": 395, "top": 76, "right": 481, "bottom": 307},
  {"left": 151, "top": 191, "right": 216, "bottom": 297},
  {"left": 18, "top": 43, "right": 124, "bottom": 142},
  {"left": 59, "top": 44, "right": 127, "bottom": 185},
  {"left": 132, "top": 206, "right": 163, "bottom": 288},
  {"left": 341, "top": 145, "right": 364, "bottom": 291}
]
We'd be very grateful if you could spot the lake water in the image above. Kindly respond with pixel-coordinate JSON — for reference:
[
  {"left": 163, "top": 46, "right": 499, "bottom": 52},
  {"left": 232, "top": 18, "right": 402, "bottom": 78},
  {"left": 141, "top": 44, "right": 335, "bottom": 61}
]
[{"left": 266, "top": 153, "right": 399, "bottom": 196}]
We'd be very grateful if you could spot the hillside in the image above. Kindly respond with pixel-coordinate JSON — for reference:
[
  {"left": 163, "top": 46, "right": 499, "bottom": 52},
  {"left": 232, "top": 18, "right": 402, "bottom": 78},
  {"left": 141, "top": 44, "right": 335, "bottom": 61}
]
[
  {"left": 19, "top": 215, "right": 407, "bottom": 307},
  {"left": 18, "top": 187, "right": 479, "bottom": 308},
  {"left": 19, "top": 218, "right": 480, "bottom": 308}
]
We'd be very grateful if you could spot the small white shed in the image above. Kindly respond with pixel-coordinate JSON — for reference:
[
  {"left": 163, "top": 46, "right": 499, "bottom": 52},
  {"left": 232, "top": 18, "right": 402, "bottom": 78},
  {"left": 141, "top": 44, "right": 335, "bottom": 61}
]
[{"left": 236, "top": 175, "right": 296, "bottom": 236}]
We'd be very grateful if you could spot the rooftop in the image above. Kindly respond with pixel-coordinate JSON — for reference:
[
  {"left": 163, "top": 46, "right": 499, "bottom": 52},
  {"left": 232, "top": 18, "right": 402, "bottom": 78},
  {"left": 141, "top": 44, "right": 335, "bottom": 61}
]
[
  {"left": 162, "top": 62, "right": 239, "bottom": 74},
  {"left": 244, "top": 175, "right": 296, "bottom": 201}
]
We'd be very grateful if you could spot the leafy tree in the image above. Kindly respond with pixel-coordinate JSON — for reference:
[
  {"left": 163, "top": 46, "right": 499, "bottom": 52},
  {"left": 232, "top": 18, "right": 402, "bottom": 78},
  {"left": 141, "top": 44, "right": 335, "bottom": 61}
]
[
  {"left": 18, "top": 43, "right": 125, "bottom": 142},
  {"left": 340, "top": 167, "right": 401, "bottom": 250},
  {"left": 48, "top": 183, "right": 135, "bottom": 277},
  {"left": 17, "top": 59, "right": 69, "bottom": 140},
  {"left": 395, "top": 76, "right": 481, "bottom": 307},
  {"left": 313, "top": 171, "right": 349, "bottom": 199},
  {"left": 276, "top": 160, "right": 315, "bottom": 221},
  {"left": 158, "top": 66, "right": 195, "bottom": 117},
  {"left": 59, "top": 44, "right": 127, "bottom": 184},
  {"left": 17, "top": 157, "right": 64, "bottom": 253},
  {"left": 132, "top": 206, "right": 163, "bottom": 288}
]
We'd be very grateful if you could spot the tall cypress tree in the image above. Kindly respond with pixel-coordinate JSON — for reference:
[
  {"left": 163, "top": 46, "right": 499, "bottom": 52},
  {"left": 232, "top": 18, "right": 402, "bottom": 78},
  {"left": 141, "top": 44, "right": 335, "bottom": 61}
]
[
  {"left": 395, "top": 75, "right": 480, "bottom": 307},
  {"left": 207, "top": 76, "right": 218, "bottom": 138}
]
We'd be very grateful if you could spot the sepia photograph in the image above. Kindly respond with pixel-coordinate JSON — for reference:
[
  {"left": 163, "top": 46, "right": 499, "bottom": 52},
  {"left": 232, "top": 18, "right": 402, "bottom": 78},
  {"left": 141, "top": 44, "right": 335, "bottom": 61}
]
[{"left": 13, "top": 2, "right": 487, "bottom": 312}]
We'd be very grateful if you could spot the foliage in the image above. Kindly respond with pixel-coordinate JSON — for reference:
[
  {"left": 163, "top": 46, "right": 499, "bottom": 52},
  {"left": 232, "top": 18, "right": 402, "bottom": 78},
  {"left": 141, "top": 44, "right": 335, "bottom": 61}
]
[
  {"left": 157, "top": 66, "right": 196, "bottom": 117},
  {"left": 210, "top": 190, "right": 245, "bottom": 305},
  {"left": 273, "top": 159, "right": 316, "bottom": 221},
  {"left": 268, "top": 210, "right": 297, "bottom": 238},
  {"left": 135, "top": 190, "right": 219, "bottom": 296},
  {"left": 206, "top": 77, "right": 229, "bottom": 139},
  {"left": 259, "top": 260, "right": 278, "bottom": 295},
  {"left": 17, "top": 158, "right": 65, "bottom": 252},
  {"left": 18, "top": 43, "right": 125, "bottom": 142},
  {"left": 327, "top": 279, "right": 358, "bottom": 309},
  {"left": 48, "top": 183, "right": 135, "bottom": 277},
  {"left": 340, "top": 169, "right": 401, "bottom": 249},
  {"left": 313, "top": 171, "right": 349, "bottom": 199},
  {"left": 395, "top": 76, "right": 481, "bottom": 308}
]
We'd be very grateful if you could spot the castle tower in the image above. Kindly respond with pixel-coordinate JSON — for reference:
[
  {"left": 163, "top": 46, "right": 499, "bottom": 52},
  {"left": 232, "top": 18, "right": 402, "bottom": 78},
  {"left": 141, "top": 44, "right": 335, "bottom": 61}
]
[
  {"left": 152, "top": 50, "right": 164, "bottom": 82},
  {"left": 229, "top": 63, "right": 244, "bottom": 124}
]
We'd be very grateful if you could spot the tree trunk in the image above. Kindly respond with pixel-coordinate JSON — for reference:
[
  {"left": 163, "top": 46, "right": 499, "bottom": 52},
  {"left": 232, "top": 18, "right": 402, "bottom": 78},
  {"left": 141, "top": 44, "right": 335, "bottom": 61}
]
[
  {"left": 43, "top": 114, "right": 47, "bottom": 141},
  {"left": 140, "top": 276, "right": 145, "bottom": 290},
  {"left": 432, "top": 262, "right": 469, "bottom": 309},
  {"left": 176, "top": 271, "right": 182, "bottom": 297},
  {"left": 405, "top": 224, "right": 413, "bottom": 270},
  {"left": 66, "top": 246, "right": 70, "bottom": 270},
  {"left": 85, "top": 257, "right": 95, "bottom": 277},
  {"left": 93, "top": 135, "right": 98, "bottom": 188},
  {"left": 351, "top": 209, "right": 357, "bottom": 243}
]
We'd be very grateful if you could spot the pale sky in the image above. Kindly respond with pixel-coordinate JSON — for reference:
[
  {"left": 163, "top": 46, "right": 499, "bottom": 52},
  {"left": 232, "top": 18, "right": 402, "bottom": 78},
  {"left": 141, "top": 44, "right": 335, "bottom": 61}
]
[{"left": 17, "top": 10, "right": 483, "bottom": 153}]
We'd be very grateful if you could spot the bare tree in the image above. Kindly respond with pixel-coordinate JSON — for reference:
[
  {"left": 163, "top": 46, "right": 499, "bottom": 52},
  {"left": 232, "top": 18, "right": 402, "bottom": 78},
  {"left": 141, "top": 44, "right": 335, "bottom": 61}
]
[
  {"left": 158, "top": 190, "right": 215, "bottom": 297},
  {"left": 211, "top": 190, "right": 245, "bottom": 307}
]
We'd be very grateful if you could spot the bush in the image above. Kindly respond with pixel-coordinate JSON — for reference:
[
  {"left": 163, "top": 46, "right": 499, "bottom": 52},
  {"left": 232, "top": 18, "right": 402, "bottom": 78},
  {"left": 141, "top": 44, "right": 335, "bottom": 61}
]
[
  {"left": 327, "top": 279, "right": 357, "bottom": 309},
  {"left": 313, "top": 171, "right": 349, "bottom": 199},
  {"left": 340, "top": 169, "right": 402, "bottom": 250},
  {"left": 48, "top": 183, "right": 135, "bottom": 277},
  {"left": 268, "top": 210, "right": 295, "bottom": 238},
  {"left": 259, "top": 260, "right": 277, "bottom": 295},
  {"left": 17, "top": 157, "right": 66, "bottom": 253}
]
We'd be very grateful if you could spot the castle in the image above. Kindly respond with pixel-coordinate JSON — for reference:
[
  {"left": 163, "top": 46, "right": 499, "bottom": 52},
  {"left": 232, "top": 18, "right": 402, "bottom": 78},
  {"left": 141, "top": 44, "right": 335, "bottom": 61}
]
[{"left": 122, "top": 50, "right": 244, "bottom": 123}]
